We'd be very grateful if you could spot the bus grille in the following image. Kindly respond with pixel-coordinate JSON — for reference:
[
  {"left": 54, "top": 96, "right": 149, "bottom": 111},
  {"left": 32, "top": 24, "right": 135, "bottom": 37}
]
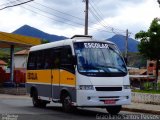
[{"left": 95, "top": 87, "right": 122, "bottom": 91}]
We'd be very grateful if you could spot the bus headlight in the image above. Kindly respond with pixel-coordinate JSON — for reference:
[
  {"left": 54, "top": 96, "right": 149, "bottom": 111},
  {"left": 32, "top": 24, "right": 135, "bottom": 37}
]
[
  {"left": 79, "top": 85, "right": 94, "bottom": 90},
  {"left": 123, "top": 85, "right": 130, "bottom": 89}
]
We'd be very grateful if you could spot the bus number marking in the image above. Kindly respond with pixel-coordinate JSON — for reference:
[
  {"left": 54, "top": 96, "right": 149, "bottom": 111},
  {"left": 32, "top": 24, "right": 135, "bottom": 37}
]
[{"left": 67, "top": 78, "right": 74, "bottom": 80}]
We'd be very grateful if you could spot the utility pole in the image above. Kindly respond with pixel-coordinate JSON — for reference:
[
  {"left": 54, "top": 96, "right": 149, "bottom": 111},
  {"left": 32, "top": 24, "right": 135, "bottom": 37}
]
[
  {"left": 125, "top": 29, "right": 128, "bottom": 65},
  {"left": 84, "top": 0, "right": 89, "bottom": 35}
]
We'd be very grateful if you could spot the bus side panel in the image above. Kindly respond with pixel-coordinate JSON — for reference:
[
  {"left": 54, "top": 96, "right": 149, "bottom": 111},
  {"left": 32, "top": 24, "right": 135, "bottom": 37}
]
[
  {"left": 26, "top": 70, "right": 52, "bottom": 98},
  {"left": 60, "top": 69, "right": 76, "bottom": 102},
  {"left": 51, "top": 69, "right": 76, "bottom": 102},
  {"left": 60, "top": 70, "right": 76, "bottom": 86},
  {"left": 51, "top": 69, "right": 60, "bottom": 99}
]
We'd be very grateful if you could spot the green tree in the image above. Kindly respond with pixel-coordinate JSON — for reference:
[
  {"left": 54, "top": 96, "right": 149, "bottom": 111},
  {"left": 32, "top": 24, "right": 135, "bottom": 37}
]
[{"left": 135, "top": 18, "right": 160, "bottom": 89}]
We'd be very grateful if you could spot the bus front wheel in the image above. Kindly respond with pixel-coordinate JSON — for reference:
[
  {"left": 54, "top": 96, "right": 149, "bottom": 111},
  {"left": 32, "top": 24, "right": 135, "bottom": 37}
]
[
  {"left": 61, "top": 93, "right": 72, "bottom": 112},
  {"left": 106, "top": 105, "right": 122, "bottom": 115}
]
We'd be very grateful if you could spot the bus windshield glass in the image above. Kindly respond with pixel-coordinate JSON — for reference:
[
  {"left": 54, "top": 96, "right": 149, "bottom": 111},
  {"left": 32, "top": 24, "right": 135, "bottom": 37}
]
[{"left": 74, "top": 42, "right": 127, "bottom": 77}]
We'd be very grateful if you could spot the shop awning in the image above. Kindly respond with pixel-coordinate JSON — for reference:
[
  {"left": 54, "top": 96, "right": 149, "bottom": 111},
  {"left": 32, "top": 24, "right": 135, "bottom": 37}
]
[{"left": 0, "top": 32, "right": 41, "bottom": 48}]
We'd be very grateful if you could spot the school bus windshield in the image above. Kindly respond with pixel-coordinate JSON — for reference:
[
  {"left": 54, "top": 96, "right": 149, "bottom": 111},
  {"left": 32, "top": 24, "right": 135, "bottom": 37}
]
[{"left": 74, "top": 42, "right": 127, "bottom": 77}]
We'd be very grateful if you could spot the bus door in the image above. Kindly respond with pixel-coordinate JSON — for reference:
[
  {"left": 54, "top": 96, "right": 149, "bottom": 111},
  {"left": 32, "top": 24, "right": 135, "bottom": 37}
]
[
  {"left": 60, "top": 46, "right": 75, "bottom": 85},
  {"left": 59, "top": 46, "right": 76, "bottom": 101},
  {"left": 51, "top": 48, "right": 61, "bottom": 100}
]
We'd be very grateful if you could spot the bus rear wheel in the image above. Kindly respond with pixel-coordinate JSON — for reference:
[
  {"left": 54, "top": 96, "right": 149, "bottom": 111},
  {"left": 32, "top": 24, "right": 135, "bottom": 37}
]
[
  {"left": 61, "top": 93, "right": 73, "bottom": 112},
  {"left": 32, "top": 91, "right": 47, "bottom": 108},
  {"left": 106, "top": 105, "right": 122, "bottom": 115},
  {"left": 32, "top": 91, "right": 40, "bottom": 107}
]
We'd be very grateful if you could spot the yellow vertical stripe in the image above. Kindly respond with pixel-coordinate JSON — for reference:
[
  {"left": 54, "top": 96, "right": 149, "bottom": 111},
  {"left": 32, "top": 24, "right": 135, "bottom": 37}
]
[{"left": 60, "top": 70, "right": 76, "bottom": 86}]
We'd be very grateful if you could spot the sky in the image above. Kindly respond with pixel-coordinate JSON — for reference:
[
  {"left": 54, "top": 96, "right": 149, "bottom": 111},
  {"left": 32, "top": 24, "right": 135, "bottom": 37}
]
[{"left": 0, "top": 0, "right": 160, "bottom": 40}]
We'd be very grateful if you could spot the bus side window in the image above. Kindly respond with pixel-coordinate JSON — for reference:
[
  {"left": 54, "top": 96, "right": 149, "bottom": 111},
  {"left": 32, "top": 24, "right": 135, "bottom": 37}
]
[
  {"left": 53, "top": 48, "right": 61, "bottom": 69},
  {"left": 27, "top": 52, "right": 37, "bottom": 70},
  {"left": 60, "top": 46, "right": 75, "bottom": 73},
  {"left": 44, "top": 49, "right": 52, "bottom": 69},
  {"left": 36, "top": 51, "right": 45, "bottom": 70}
]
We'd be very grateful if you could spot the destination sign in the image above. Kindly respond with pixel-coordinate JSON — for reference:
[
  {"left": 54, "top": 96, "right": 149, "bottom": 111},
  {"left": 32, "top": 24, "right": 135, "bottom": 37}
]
[{"left": 84, "top": 43, "right": 109, "bottom": 49}]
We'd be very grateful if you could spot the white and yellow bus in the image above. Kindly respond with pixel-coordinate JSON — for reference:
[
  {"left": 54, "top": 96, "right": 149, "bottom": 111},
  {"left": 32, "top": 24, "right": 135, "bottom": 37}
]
[{"left": 26, "top": 35, "right": 131, "bottom": 114}]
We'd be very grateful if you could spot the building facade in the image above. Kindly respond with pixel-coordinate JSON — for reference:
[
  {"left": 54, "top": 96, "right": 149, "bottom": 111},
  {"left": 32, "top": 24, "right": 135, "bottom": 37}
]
[{"left": 14, "top": 49, "right": 29, "bottom": 69}]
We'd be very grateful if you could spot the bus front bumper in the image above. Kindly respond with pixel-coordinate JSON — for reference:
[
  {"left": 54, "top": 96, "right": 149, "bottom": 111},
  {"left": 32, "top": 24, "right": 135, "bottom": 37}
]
[{"left": 75, "top": 89, "right": 131, "bottom": 107}]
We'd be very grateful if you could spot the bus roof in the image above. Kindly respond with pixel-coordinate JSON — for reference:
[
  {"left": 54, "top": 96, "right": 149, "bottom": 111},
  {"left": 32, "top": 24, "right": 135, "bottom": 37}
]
[{"left": 29, "top": 35, "right": 115, "bottom": 52}]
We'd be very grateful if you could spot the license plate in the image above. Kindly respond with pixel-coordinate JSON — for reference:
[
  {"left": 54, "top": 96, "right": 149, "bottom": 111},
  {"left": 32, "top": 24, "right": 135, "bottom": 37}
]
[{"left": 104, "top": 100, "right": 116, "bottom": 104}]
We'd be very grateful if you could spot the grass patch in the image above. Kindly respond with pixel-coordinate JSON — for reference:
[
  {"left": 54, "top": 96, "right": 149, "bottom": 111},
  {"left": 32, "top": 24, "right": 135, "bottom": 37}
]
[{"left": 132, "top": 89, "right": 160, "bottom": 94}]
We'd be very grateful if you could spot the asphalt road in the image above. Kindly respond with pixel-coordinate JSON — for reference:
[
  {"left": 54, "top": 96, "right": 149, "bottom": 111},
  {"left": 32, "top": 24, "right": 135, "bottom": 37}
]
[{"left": 0, "top": 94, "right": 159, "bottom": 120}]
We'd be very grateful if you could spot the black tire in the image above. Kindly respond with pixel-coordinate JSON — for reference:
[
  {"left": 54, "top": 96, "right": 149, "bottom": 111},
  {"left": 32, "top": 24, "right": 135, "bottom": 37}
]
[
  {"left": 106, "top": 105, "right": 122, "bottom": 115},
  {"left": 32, "top": 91, "right": 47, "bottom": 108},
  {"left": 61, "top": 93, "right": 73, "bottom": 112}
]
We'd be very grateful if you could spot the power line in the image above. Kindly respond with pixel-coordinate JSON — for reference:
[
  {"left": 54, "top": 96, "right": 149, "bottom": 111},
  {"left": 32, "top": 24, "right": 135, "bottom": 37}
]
[
  {"left": 89, "top": 6, "right": 118, "bottom": 35},
  {"left": 89, "top": 8, "right": 119, "bottom": 34},
  {"left": 88, "top": 27, "right": 118, "bottom": 34},
  {"left": 21, "top": 2, "right": 115, "bottom": 32},
  {"left": 89, "top": 1, "right": 110, "bottom": 28},
  {"left": 23, "top": 1, "right": 84, "bottom": 26},
  {"left": 0, "top": 0, "right": 34, "bottom": 10},
  {"left": 33, "top": 1, "right": 99, "bottom": 26},
  {"left": 34, "top": 1, "right": 122, "bottom": 34},
  {"left": 33, "top": 1, "right": 85, "bottom": 22},
  {"left": 89, "top": 1, "right": 127, "bottom": 35},
  {"left": 90, "top": 0, "right": 104, "bottom": 19},
  {"left": 2, "top": 0, "right": 118, "bottom": 34},
  {"left": 90, "top": 0, "right": 112, "bottom": 29},
  {"left": 5, "top": 0, "right": 86, "bottom": 27},
  {"left": 89, "top": 8, "right": 105, "bottom": 27},
  {"left": 0, "top": 0, "right": 18, "bottom": 7},
  {"left": 90, "top": 0, "right": 126, "bottom": 33},
  {"left": 1, "top": 0, "right": 129, "bottom": 36},
  {"left": 22, "top": 4, "right": 116, "bottom": 34},
  {"left": 25, "top": 4, "right": 85, "bottom": 26},
  {"left": 19, "top": 5, "right": 85, "bottom": 28}
]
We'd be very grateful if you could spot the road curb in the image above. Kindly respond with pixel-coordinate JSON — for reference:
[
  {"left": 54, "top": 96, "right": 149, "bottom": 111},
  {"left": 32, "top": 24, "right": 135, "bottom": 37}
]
[
  {"left": 122, "top": 107, "right": 160, "bottom": 115},
  {"left": 0, "top": 88, "right": 26, "bottom": 95}
]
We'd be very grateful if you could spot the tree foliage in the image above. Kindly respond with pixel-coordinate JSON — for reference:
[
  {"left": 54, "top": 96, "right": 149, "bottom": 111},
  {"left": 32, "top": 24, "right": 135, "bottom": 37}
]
[
  {"left": 135, "top": 18, "right": 160, "bottom": 60},
  {"left": 135, "top": 18, "right": 160, "bottom": 89}
]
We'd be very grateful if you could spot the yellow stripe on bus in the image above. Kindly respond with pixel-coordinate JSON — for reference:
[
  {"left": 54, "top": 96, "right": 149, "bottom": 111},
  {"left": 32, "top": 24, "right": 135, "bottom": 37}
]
[
  {"left": 26, "top": 70, "right": 51, "bottom": 83},
  {"left": 26, "top": 69, "right": 76, "bottom": 86}
]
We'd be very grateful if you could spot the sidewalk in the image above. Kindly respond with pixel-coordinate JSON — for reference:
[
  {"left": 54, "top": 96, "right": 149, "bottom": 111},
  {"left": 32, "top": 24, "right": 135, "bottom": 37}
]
[
  {"left": 122, "top": 102, "right": 160, "bottom": 115},
  {"left": 0, "top": 93, "right": 30, "bottom": 99}
]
